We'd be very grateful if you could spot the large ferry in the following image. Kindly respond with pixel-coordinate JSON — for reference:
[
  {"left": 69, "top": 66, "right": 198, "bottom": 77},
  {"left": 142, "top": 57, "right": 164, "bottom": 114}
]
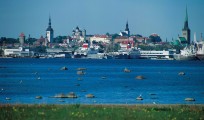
[{"left": 140, "top": 50, "right": 175, "bottom": 60}]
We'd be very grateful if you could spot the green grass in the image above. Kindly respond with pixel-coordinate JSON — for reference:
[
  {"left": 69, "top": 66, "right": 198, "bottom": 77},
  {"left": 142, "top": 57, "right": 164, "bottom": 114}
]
[{"left": 0, "top": 104, "right": 204, "bottom": 120}]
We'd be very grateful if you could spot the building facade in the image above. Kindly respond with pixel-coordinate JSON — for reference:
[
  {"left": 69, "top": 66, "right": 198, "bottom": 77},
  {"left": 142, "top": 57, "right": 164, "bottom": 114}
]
[
  {"left": 72, "top": 26, "right": 86, "bottom": 42},
  {"left": 19, "top": 32, "right": 25, "bottom": 46},
  {"left": 90, "top": 35, "right": 111, "bottom": 45},
  {"left": 46, "top": 16, "right": 54, "bottom": 43}
]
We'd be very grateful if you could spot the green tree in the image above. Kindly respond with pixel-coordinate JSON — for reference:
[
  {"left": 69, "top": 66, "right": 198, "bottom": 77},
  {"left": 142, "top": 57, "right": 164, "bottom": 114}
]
[
  {"left": 106, "top": 32, "right": 110, "bottom": 36},
  {"left": 114, "top": 43, "right": 121, "bottom": 52},
  {"left": 149, "top": 35, "right": 162, "bottom": 43},
  {"left": 54, "top": 36, "right": 67, "bottom": 43}
]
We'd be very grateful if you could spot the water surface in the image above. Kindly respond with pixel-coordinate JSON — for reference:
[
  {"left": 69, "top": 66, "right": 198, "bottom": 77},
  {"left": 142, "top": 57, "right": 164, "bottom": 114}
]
[{"left": 0, "top": 58, "right": 204, "bottom": 104}]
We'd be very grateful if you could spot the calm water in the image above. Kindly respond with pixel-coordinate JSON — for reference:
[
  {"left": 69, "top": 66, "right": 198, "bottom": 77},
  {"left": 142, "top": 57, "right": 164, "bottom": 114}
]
[{"left": 0, "top": 58, "right": 204, "bottom": 104}]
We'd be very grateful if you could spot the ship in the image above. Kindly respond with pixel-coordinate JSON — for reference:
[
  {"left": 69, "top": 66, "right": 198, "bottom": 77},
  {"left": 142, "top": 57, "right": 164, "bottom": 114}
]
[
  {"left": 86, "top": 47, "right": 104, "bottom": 59},
  {"left": 140, "top": 50, "right": 175, "bottom": 60},
  {"left": 129, "top": 48, "right": 140, "bottom": 59},
  {"left": 174, "top": 45, "right": 197, "bottom": 60},
  {"left": 73, "top": 47, "right": 87, "bottom": 58},
  {"left": 114, "top": 49, "right": 130, "bottom": 59},
  {"left": 196, "top": 41, "right": 204, "bottom": 60}
]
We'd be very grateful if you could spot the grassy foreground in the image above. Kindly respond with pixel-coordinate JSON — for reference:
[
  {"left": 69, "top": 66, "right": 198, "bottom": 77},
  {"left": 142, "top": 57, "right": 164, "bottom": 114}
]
[{"left": 0, "top": 104, "right": 204, "bottom": 120}]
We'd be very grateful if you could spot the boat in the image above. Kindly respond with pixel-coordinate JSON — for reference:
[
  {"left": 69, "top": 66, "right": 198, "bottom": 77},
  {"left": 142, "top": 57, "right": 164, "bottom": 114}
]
[
  {"left": 140, "top": 50, "right": 175, "bottom": 60},
  {"left": 196, "top": 41, "right": 204, "bottom": 60},
  {"left": 73, "top": 47, "right": 87, "bottom": 58},
  {"left": 174, "top": 45, "right": 197, "bottom": 60},
  {"left": 115, "top": 49, "right": 130, "bottom": 59},
  {"left": 129, "top": 48, "right": 140, "bottom": 59},
  {"left": 104, "top": 52, "right": 115, "bottom": 59},
  {"left": 86, "top": 47, "right": 104, "bottom": 59}
]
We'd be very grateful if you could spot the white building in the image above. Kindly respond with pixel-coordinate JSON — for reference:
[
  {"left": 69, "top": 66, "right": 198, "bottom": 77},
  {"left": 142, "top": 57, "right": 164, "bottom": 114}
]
[
  {"left": 72, "top": 26, "right": 86, "bottom": 42},
  {"left": 90, "top": 35, "right": 111, "bottom": 45}
]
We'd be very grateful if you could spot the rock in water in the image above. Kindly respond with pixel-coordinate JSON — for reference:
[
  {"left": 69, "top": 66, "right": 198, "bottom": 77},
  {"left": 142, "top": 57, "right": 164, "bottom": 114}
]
[
  {"left": 67, "top": 92, "right": 77, "bottom": 98},
  {"left": 185, "top": 98, "right": 195, "bottom": 101},
  {"left": 124, "top": 68, "right": 131, "bottom": 72},
  {"left": 86, "top": 94, "right": 95, "bottom": 98},
  {"left": 178, "top": 72, "right": 185, "bottom": 75},
  {"left": 136, "top": 75, "right": 145, "bottom": 80},
  {"left": 136, "top": 96, "right": 143, "bottom": 100},
  {"left": 5, "top": 97, "right": 11, "bottom": 100},
  {"left": 36, "top": 96, "right": 42, "bottom": 99},
  {"left": 77, "top": 71, "right": 84, "bottom": 75},
  {"left": 61, "top": 67, "right": 68, "bottom": 70}
]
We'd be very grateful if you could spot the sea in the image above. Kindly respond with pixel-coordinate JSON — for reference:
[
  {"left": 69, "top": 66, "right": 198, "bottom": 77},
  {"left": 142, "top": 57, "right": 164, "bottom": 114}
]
[{"left": 0, "top": 58, "right": 204, "bottom": 105}]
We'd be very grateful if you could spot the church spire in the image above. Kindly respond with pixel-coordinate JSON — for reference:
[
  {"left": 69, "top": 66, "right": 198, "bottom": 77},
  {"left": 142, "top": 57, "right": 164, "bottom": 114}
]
[
  {"left": 183, "top": 6, "right": 189, "bottom": 30},
  {"left": 182, "top": 6, "right": 191, "bottom": 45},
  {"left": 125, "top": 20, "right": 129, "bottom": 31},
  {"left": 46, "top": 15, "right": 53, "bottom": 32},
  {"left": 48, "top": 15, "right": 51, "bottom": 27},
  {"left": 46, "top": 15, "right": 54, "bottom": 43},
  {"left": 185, "top": 6, "right": 188, "bottom": 22}
]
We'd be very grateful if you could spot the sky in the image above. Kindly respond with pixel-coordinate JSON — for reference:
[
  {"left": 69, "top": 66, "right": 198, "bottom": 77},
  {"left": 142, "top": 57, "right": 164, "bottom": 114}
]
[{"left": 0, "top": 0, "right": 204, "bottom": 41}]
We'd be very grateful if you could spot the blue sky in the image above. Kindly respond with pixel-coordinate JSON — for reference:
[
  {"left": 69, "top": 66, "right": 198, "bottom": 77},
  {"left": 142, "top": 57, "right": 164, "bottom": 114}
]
[{"left": 0, "top": 0, "right": 204, "bottom": 41}]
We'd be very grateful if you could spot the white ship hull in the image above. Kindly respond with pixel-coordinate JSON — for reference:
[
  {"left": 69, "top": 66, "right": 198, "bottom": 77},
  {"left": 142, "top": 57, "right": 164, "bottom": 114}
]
[
  {"left": 196, "top": 54, "right": 204, "bottom": 60},
  {"left": 174, "top": 54, "right": 197, "bottom": 60}
]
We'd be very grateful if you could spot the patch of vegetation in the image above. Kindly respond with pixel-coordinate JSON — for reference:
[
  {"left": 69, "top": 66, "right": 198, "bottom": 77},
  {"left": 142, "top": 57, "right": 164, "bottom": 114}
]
[{"left": 0, "top": 104, "right": 203, "bottom": 120}]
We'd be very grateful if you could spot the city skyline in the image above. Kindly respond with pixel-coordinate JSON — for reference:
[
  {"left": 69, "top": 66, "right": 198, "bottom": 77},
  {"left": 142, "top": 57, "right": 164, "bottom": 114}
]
[{"left": 0, "top": 0, "right": 204, "bottom": 41}]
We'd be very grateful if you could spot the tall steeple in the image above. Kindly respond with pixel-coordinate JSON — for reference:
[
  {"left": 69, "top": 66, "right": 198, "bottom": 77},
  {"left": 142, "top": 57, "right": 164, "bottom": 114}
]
[
  {"left": 183, "top": 6, "right": 189, "bottom": 30},
  {"left": 125, "top": 21, "right": 129, "bottom": 31},
  {"left": 46, "top": 15, "right": 54, "bottom": 43},
  {"left": 48, "top": 16, "right": 51, "bottom": 27},
  {"left": 125, "top": 20, "right": 130, "bottom": 37},
  {"left": 182, "top": 6, "right": 191, "bottom": 45}
]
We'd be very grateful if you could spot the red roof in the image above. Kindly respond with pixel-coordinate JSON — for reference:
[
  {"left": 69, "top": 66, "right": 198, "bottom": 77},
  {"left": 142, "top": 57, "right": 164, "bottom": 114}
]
[
  {"left": 94, "top": 35, "right": 108, "bottom": 38},
  {"left": 121, "top": 40, "right": 134, "bottom": 44},
  {"left": 82, "top": 43, "right": 88, "bottom": 48},
  {"left": 19, "top": 32, "right": 25, "bottom": 37}
]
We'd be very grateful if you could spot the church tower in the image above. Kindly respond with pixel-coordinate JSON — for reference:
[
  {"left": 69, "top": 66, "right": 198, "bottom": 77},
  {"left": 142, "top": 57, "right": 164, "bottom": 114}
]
[
  {"left": 182, "top": 7, "right": 191, "bottom": 44},
  {"left": 125, "top": 21, "right": 130, "bottom": 37},
  {"left": 46, "top": 16, "right": 54, "bottom": 43}
]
